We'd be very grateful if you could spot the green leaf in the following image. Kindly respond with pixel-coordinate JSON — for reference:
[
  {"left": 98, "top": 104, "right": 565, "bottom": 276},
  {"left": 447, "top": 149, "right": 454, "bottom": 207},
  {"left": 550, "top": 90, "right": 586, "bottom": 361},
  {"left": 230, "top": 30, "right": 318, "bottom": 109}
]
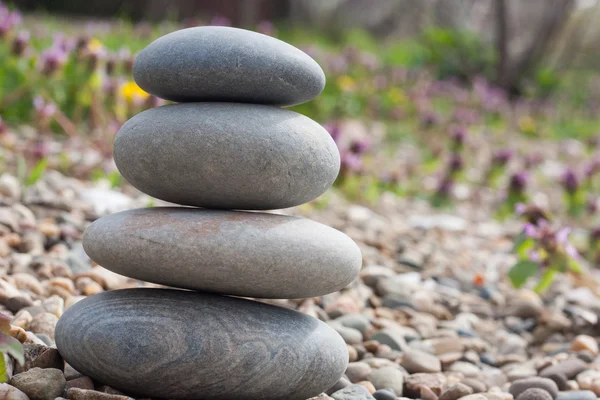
[
  {"left": 25, "top": 158, "right": 48, "bottom": 187},
  {"left": 513, "top": 233, "right": 535, "bottom": 257},
  {"left": 508, "top": 260, "right": 539, "bottom": 288},
  {"left": 0, "top": 353, "right": 5, "bottom": 383},
  {"left": 534, "top": 268, "right": 558, "bottom": 293},
  {"left": 0, "top": 333, "right": 24, "bottom": 365},
  {"left": 568, "top": 258, "right": 583, "bottom": 273}
]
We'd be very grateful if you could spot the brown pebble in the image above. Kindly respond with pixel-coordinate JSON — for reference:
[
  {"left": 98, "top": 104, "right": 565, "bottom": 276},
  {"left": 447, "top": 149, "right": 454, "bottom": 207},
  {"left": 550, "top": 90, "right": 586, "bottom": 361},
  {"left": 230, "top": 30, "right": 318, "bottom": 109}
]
[
  {"left": 28, "top": 312, "right": 58, "bottom": 340},
  {"left": 438, "top": 383, "right": 473, "bottom": 400},
  {"left": 9, "top": 325, "right": 27, "bottom": 343},
  {"left": 67, "top": 376, "right": 95, "bottom": 390},
  {"left": 357, "top": 380, "right": 376, "bottom": 394},
  {"left": 348, "top": 345, "right": 358, "bottom": 362},
  {"left": 67, "top": 387, "right": 135, "bottom": 400},
  {"left": 420, "top": 385, "right": 439, "bottom": 400}
]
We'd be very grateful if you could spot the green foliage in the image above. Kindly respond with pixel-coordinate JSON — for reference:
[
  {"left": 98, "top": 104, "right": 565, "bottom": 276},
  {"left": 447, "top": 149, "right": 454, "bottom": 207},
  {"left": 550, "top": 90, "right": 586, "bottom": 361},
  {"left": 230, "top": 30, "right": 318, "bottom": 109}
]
[
  {"left": 419, "top": 28, "right": 496, "bottom": 80},
  {"left": 508, "top": 260, "right": 539, "bottom": 288},
  {"left": 533, "top": 67, "right": 562, "bottom": 98},
  {"left": 25, "top": 158, "right": 48, "bottom": 186}
]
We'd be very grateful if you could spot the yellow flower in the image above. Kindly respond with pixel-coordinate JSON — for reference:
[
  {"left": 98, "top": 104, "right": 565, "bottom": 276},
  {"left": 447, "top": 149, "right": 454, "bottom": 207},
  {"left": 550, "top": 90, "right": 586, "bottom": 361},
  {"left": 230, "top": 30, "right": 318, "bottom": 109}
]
[
  {"left": 119, "top": 81, "right": 149, "bottom": 104},
  {"left": 87, "top": 38, "right": 104, "bottom": 54},
  {"left": 388, "top": 87, "right": 406, "bottom": 104},
  {"left": 518, "top": 116, "right": 536, "bottom": 134},
  {"left": 337, "top": 75, "right": 356, "bottom": 92}
]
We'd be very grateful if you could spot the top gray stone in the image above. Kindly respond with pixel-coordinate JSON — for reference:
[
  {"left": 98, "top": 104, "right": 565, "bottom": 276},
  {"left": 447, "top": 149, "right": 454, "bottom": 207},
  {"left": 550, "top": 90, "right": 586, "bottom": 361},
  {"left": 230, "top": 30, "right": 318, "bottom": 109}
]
[{"left": 133, "top": 26, "right": 326, "bottom": 106}]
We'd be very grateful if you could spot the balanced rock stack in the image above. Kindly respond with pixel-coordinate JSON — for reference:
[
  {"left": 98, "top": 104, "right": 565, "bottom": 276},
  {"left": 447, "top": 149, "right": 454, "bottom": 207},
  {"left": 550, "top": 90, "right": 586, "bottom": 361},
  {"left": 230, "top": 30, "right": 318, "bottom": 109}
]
[{"left": 55, "top": 27, "right": 362, "bottom": 400}]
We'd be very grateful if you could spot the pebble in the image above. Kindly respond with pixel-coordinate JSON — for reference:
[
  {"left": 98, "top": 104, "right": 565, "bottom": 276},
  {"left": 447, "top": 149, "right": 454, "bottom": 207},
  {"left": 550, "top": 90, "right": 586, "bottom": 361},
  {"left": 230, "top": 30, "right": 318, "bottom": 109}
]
[
  {"left": 0, "top": 383, "right": 30, "bottom": 400},
  {"left": 15, "top": 344, "right": 63, "bottom": 373},
  {"left": 345, "top": 362, "right": 372, "bottom": 383},
  {"left": 114, "top": 103, "right": 339, "bottom": 210},
  {"left": 66, "top": 376, "right": 95, "bottom": 390},
  {"left": 404, "top": 373, "right": 447, "bottom": 398},
  {"left": 133, "top": 26, "right": 325, "bottom": 106},
  {"left": 9, "top": 367, "right": 66, "bottom": 400},
  {"left": 66, "top": 388, "right": 135, "bottom": 400},
  {"left": 543, "top": 373, "right": 569, "bottom": 391},
  {"left": 540, "top": 358, "right": 588, "bottom": 379},
  {"left": 509, "top": 377, "right": 559, "bottom": 399},
  {"left": 555, "top": 390, "right": 597, "bottom": 400},
  {"left": 331, "top": 384, "right": 376, "bottom": 400},
  {"left": 334, "top": 325, "right": 363, "bottom": 345},
  {"left": 56, "top": 289, "right": 347, "bottom": 400},
  {"left": 420, "top": 385, "right": 439, "bottom": 400},
  {"left": 27, "top": 312, "right": 58, "bottom": 340},
  {"left": 401, "top": 349, "right": 442, "bottom": 373},
  {"left": 515, "top": 388, "right": 553, "bottom": 400},
  {"left": 447, "top": 361, "right": 481, "bottom": 377},
  {"left": 569, "top": 335, "right": 598, "bottom": 355},
  {"left": 368, "top": 366, "right": 404, "bottom": 396},
  {"left": 438, "top": 383, "right": 474, "bottom": 400},
  {"left": 335, "top": 314, "right": 371, "bottom": 335},
  {"left": 372, "top": 389, "right": 396, "bottom": 400},
  {"left": 462, "top": 378, "right": 488, "bottom": 393},
  {"left": 370, "top": 328, "right": 407, "bottom": 351}
]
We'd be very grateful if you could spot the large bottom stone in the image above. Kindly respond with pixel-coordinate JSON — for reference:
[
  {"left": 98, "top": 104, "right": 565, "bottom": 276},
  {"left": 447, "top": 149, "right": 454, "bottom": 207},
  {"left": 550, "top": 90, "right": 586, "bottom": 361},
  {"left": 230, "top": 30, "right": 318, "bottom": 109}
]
[{"left": 55, "top": 288, "right": 348, "bottom": 400}]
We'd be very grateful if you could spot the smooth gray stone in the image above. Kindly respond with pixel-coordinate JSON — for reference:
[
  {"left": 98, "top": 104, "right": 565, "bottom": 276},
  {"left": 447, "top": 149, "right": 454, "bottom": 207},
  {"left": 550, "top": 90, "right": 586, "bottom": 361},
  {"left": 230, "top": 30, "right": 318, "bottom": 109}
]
[
  {"left": 114, "top": 103, "right": 340, "bottom": 210},
  {"left": 55, "top": 288, "right": 348, "bottom": 400},
  {"left": 83, "top": 207, "right": 362, "bottom": 298},
  {"left": 133, "top": 26, "right": 325, "bottom": 106}
]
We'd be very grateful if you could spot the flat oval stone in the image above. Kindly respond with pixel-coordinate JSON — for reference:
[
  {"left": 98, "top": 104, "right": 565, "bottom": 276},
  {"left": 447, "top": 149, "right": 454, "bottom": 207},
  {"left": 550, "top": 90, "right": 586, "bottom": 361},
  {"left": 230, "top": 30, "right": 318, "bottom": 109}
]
[
  {"left": 83, "top": 207, "right": 362, "bottom": 298},
  {"left": 133, "top": 26, "right": 325, "bottom": 106},
  {"left": 114, "top": 103, "right": 340, "bottom": 210},
  {"left": 56, "top": 289, "right": 348, "bottom": 400}
]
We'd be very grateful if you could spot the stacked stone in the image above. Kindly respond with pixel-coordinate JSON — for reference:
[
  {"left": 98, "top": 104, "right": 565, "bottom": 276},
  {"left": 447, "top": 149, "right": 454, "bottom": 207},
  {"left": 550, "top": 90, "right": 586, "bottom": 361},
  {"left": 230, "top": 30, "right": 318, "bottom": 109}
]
[{"left": 55, "top": 27, "right": 362, "bottom": 400}]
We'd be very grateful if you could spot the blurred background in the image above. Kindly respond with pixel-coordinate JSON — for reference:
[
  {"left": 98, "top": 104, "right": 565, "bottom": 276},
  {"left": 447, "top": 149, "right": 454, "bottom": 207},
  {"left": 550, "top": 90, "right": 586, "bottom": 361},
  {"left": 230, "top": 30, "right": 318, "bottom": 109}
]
[{"left": 2, "top": 0, "right": 600, "bottom": 264}]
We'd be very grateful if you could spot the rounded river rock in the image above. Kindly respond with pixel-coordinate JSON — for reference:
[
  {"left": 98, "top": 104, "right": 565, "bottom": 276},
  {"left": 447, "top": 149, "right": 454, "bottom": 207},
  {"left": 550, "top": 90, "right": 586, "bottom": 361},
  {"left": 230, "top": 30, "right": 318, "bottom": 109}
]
[
  {"left": 56, "top": 288, "right": 348, "bottom": 400},
  {"left": 83, "top": 207, "right": 362, "bottom": 298},
  {"left": 114, "top": 103, "right": 340, "bottom": 210},
  {"left": 133, "top": 26, "right": 325, "bottom": 106}
]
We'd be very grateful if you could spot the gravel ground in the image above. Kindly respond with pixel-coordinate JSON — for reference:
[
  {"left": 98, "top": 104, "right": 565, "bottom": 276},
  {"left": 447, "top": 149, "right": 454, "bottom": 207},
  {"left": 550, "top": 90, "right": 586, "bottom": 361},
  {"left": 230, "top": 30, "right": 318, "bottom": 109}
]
[{"left": 1, "top": 166, "right": 600, "bottom": 400}]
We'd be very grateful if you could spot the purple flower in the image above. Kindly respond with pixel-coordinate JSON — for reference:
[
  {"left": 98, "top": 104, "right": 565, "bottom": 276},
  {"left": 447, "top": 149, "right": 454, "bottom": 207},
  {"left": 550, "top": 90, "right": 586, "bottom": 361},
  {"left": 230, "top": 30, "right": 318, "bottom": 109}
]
[
  {"left": 591, "top": 227, "right": 600, "bottom": 242},
  {"left": 556, "top": 227, "right": 579, "bottom": 259},
  {"left": 448, "top": 154, "right": 463, "bottom": 173},
  {"left": 492, "top": 149, "right": 513, "bottom": 167},
  {"left": 0, "top": 115, "right": 6, "bottom": 135},
  {"left": 11, "top": 30, "right": 29, "bottom": 56},
  {"left": 0, "top": 8, "right": 21, "bottom": 37},
  {"left": 523, "top": 222, "right": 539, "bottom": 238},
  {"left": 509, "top": 172, "right": 528, "bottom": 193},
  {"left": 561, "top": 168, "right": 579, "bottom": 193},
  {"left": 450, "top": 127, "right": 467, "bottom": 149},
  {"left": 436, "top": 176, "right": 454, "bottom": 196},
  {"left": 39, "top": 46, "right": 67, "bottom": 75},
  {"left": 341, "top": 152, "right": 362, "bottom": 173},
  {"left": 349, "top": 139, "right": 369, "bottom": 154}
]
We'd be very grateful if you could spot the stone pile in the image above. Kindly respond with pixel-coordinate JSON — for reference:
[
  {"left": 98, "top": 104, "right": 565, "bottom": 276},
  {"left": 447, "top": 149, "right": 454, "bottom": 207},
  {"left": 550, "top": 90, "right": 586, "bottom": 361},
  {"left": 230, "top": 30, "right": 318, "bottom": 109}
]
[{"left": 55, "top": 26, "right": 362, "bottom": 400}]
